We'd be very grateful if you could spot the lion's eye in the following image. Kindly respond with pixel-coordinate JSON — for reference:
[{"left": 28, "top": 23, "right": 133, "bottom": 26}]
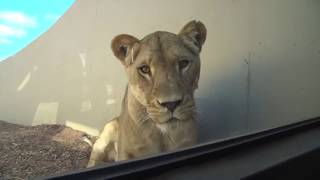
[
  {"left": 139, "top": 65, "right": 151, "bottom": 75},
  {"left": 179, "top": 60, "right": 190, "bottom": 70}
]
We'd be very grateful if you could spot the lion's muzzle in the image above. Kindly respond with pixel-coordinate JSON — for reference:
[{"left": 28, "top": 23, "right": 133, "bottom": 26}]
[{"left": 157, "top": 99, "right": 182, "bottom": 112}]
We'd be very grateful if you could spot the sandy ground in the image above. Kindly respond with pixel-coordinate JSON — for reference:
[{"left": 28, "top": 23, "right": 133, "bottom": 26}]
[{"left": 0, "top": 120, "right": 95, "bottom": 180}]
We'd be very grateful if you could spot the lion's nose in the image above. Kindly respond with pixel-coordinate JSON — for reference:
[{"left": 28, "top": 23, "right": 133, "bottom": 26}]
[{"left": 158, "top": 100, "right": 182, "bottom": 112}]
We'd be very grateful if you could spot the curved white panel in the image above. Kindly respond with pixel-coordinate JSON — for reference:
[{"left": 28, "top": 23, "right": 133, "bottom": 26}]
[{"left": 0, "top": 0, "right": 319, "bottom": 142}]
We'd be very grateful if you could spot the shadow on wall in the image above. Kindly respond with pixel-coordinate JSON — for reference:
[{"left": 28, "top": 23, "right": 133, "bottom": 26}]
[
  {"left": 196, "top": 52, "right": 254, "bottom": 142},
  {"left": 197, "top": 38, "right": 320, "bottom": 142},
  {"left": 197, "top": 64, "right": 247, "bottom": 142}
]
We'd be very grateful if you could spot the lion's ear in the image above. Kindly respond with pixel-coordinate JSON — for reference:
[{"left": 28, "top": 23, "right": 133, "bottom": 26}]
[
  {"left": 111, "top": 34, "right": 140, "bottom": 65},
  {"left": 179, "top": 20, "right": 207, "bottom": 53}
]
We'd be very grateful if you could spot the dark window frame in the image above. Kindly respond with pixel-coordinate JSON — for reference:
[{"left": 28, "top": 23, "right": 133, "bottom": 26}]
[{"left": 44, "top": 116, "right": 320, "bottom": 180}]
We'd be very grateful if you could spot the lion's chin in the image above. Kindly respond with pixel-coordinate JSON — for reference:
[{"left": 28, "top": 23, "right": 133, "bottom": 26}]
[
  {"left": 156, "top": 123, "right": 169, "bottom": 134},
  {"left": 153, "top": 116, "right": 179, "bottom": 125}
]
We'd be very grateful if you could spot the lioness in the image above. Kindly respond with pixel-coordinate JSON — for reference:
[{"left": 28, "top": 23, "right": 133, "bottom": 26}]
[{"left": 87, "top": 20, "right": 206, "bottom": 167}]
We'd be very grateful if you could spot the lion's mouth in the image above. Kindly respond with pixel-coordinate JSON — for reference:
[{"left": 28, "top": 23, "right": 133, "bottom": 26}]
[
  {"left": 168, "top": 117, "right": 179, "bottom": 121},
  {"left": 155, "top": 118, "right": 179, "bottom": 134},
  {"left": 147, "top": 99, "right": 196, "bottom": 124},
  {"left": 160, "top": 117, "right": 178, "bottom": 123},
  {"left": 151, "top": 113, "right": 180, "bottom": 124}
]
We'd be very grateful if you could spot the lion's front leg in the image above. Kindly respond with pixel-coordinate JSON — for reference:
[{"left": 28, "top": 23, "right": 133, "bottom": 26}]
[{"left": 87, "top": 119, "right": 119, "bottom": 168}]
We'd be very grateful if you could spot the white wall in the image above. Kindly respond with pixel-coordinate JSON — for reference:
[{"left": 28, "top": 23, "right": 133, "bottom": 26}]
[{"left": 0, "top": 0, "right": 319, "bottom": 142}]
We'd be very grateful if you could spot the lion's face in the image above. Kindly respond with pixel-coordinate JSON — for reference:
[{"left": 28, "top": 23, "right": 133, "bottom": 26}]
[{"left": 111, "top": 21, "right": 206, "bottom": 124}]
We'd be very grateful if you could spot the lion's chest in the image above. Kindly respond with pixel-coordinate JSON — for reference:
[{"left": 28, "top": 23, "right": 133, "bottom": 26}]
[
  {"left": 117, "top": 118, "right": 196, "bottom": 160},
  {"left": 116, "top": 120, "right": 162, "bottom": 160}
]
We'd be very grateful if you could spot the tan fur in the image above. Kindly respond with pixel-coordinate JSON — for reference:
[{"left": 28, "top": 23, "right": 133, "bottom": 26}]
[{"left": 87, "top": 20, "right": 207, "bottom": 167}]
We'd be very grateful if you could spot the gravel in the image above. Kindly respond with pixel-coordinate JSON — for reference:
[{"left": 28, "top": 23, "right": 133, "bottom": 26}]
[{"left": 0, "top": 120, "right": 95, "bottom": 180}]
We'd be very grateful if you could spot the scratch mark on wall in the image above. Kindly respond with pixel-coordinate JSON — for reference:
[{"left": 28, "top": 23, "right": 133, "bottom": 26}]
[
  {"left": 81, "top": 100, "right": 92, "bottom": 112},
  {"left": 244, "top": 52, "right": 253, "bottom": 130},
  {"left": 79, "top": 52, "right": 87, "bottom": 77},
  {"left": 105, "top": 84, "right": 113, "bottom": 96},
  {"left": 106, "top": 99, "right": 115, "bottom": 105},
  {"left": 17, "top": 72, "right": 31, "bottom": 92},
  {"left": 79, "top": 52, "right": 87, "bottom": 68},
  {"left": 33, "top": 66, "right": 38, "bottom": 72}
]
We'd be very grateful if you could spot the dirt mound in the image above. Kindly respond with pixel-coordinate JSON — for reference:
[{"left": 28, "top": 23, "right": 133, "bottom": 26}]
[{"left": 0, "top": 120, "right": 95, "bottom": 179}]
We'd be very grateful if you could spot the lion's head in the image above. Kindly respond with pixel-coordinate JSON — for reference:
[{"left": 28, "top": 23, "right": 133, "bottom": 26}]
[{"left": 111, "top": 20, "right": 206, "bottom": 125}]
